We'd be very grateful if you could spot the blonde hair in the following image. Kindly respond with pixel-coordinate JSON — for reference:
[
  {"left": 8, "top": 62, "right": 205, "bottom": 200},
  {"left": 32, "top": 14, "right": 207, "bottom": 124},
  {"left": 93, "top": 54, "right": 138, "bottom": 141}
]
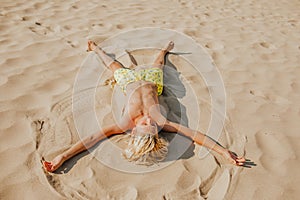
[{"left": 123, "top": 134, "right": 169, "bottom": 166}]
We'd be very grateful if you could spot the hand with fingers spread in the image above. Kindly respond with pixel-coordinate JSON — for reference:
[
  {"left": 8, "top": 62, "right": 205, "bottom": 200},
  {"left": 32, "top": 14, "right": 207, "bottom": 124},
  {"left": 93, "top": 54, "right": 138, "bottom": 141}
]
[{"left": 223, "top": 150, "right": 246, "bottom": 166}]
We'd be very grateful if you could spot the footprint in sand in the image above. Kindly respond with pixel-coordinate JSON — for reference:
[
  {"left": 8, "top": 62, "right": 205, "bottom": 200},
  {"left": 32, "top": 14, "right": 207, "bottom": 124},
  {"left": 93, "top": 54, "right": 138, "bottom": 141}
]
[
  {"left": 27, "top": 19, "right": 73, "bottom": 48},
  {"left": 259, "top": 42, "right": 270, "bottom": 48},
  {"left": 28, "top": 21, "right": 53, "bottom": 36},
  {"left": 258, "top": 41, "right": 277, "bottom": 50},
  {"left": 67, "top": 40, "right": 79, "bottom": 48},
  {"left": 33, "top": 119, "right": 44, "bottom": 149}
]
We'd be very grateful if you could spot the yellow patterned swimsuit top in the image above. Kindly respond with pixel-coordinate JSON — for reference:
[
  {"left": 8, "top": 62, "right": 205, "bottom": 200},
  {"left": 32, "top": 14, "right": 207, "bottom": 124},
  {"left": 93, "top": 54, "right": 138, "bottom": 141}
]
[{"left": 114, "top": 67, "right": 163, "bottom": 95}]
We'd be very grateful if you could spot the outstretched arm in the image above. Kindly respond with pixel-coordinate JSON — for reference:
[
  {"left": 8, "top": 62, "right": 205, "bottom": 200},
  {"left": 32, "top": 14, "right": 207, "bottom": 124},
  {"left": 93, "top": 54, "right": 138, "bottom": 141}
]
[
  {"left": 43, "top": 124, "right": 126, "bottom": 172},
  {"left": 162, "top": 120, "right": 245, "bottom": 166}
]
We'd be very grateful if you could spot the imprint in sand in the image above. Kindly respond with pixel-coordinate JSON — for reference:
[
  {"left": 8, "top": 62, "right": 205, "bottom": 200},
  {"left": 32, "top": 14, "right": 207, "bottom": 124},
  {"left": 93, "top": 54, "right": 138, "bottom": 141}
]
[{"left": 35, "top": 28, "right": 246, "bottom": 199}]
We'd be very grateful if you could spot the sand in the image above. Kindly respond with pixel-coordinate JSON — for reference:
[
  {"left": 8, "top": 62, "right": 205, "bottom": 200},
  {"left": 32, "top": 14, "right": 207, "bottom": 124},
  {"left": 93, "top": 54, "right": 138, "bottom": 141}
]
[{"left": 1, "top": 0, "right": 299, "bottom": 199}]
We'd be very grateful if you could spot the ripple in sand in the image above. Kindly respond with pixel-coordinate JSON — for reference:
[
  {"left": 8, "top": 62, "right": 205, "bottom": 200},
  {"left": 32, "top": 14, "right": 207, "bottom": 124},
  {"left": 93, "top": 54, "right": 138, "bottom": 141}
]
[
  {"left": 0, "top": 75, "right": 8, "bottom": 86},
  {"left": 255, "top": 131, "right": 295, "bottom": 175},
  {"left": 108, "top": 186, "right": 138, "bottom": 200}
]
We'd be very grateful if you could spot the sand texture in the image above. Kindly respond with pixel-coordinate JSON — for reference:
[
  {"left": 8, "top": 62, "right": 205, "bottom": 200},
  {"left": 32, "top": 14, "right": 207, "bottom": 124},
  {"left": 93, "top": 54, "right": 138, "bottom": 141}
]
[{"left": 1, "top": 0, "right": 299, "bottom": 199}]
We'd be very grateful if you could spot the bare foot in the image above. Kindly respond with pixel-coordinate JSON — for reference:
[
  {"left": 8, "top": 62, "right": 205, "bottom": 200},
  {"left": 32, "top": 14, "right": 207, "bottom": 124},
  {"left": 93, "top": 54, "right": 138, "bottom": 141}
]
[
  {"left": 87, "top": 40, "right": 100, "bottom": 52},
  {"left": 163, "top": 41, "right": 174, "bottom": 52},
  {"left": 223, "top": 150, "right": 246, "bottom": 166},
  {"left": 42, "top": 155, "right": 65, "bottom": 172}
]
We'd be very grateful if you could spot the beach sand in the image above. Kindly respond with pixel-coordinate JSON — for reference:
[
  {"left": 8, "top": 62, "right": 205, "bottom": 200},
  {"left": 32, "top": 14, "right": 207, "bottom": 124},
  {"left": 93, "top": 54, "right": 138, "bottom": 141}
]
[{"left": 1, "top": 0, "right": 299, "bottom": 199}]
